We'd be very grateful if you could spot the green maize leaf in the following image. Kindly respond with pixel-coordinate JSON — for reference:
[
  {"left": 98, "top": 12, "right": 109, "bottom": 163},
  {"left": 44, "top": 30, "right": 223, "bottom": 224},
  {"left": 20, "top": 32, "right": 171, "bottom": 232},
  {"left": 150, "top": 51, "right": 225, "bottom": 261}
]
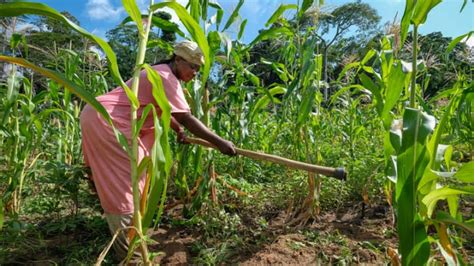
[
  {"left": 122, "top": 0, "right": 144, "bottom": 34},
  {"left": 337, "top": 62, "right": 359, "bottom": 82},
  {"left": 244, "top": 69, "right": 260, "bottom": 87},
  {"left": 201, "top": 0, "right": 208, "bottom": 21},
  {"left": 250, "top": 86, "right": 286, "bottom": 121},
  {"left": 424, "top": 85, "right": 462, "bottom": 182},
  {"left": 381, "top": 54, "right": 394, "bottom": 83},
  {"left": 0, "top": 56, "right": 110, "bottom": 124},
  {"left": 431, "top": 86, "right": 459, "bottom": 108},
  {"left": 137, "top": 156, "right": 151, "bottom": 178},
  {"left": 10, "top": 33, "right": 24, "bottom": 50},
  {"left": 400, "top": 0, "right": 415, "bottom": 46},
  {"left": 143, "top": 64, "right": 171, "bottom": 153},
  {"left": 361, "top": 49, "right": 377, "bottom": 65},
  {"left": 143, "top": 107, "right": 167, "bottom": 231},
  {"left": 329, "top": 84, "right": 365, "bottom": 105},
  {"left": 31, "top": 108, "right": 73, "bottom": 137},
  {"left": 396, "top": 108, "right": 435, "bottom": 265},
  {"left": 298, "top": 39, "right": 318, "bottom": 89},
  {"left": 141, "top": 65, "right": 173, "bottom": 231},
  {"left": 151, "top": 2, "right": 211, "bottom": 85},
  {"left": 271, "top": 63, "right": 288, "bottom": 82},
  {"left": 5, "top": 66, "right": 20, "bottom": 107},
  {"left": 266, "top": 61, "right": 293, "bottom": 82},
  {"left": 218, "top": 32, "right": 232, "bottom": 60},
  {"left": 444, "top": 145, "right": 453, "bottom": 170},
  {"left": 301, "top": 0, "right": 314, "bottom": 14},
  {"left": 208, "top": 1, "right": 222, "bottom": 10},
  {"left": 245, "top": 27, "right": 293, "bottom": 51},
  {"left": 447, "top": 196, "right": 458, "bottom": 219},
  {"left": 222, "top": 0, "right": 244, "bottom": 32},
  {"left": 215, "top": 8, "right": 224, "bottom": 30},
  {"left": 423, "top": 186, "right": 474, "bottom": 217},
  {"left": 418, "top": 170, "right": 440, "bottom": 195},
  {"left": 147, "top": 39, "right": 174, "bottom": 53},
  {"left": 283, "top": 74, "right": 300, "bottom": 99},
  {"left": 446, "top": 31, "right": 473, "bottom": 55},
  {"left": 238, "top": 19, "right": 247, "bottom": 40},
  {"left": 314, "top": 54, "right": 323, "bottom": 81},
  {"left": 411, "top": 0, "right": 442, "bottom": 26},
  {"left": 460, "top": 0, "right": 468, "bottom": 12},
  {"left": 432, "top": 144, "right": 451, "bottom": 171},
  {"left": 385, "top": 154, "right": 398, "bottom": 183},
  {"left": 434, "top": 211, "right": 474, "bottom": 234},
  {"left": 362, "top": 66, "right": 375, "bottom": 74},
  {"left": 207, "top": 31, "right": 221, "bottom": 54},
  {"left": 359, "top": 73, "right": 383, "bottom": 116},
  {"left": 297, "top": 85, "right": 316, "bottom": 128},
  {"left": 0, "top": 2, "right": 138, "bottom": 108},
  {"left": 122, "top": 15, "right": 185, "bottom": 37},
  {"left": 454, "top": 162, "right": 474, "bottom": 183},
  {"left": 405, "top": 215, "right": 430, "bottom": 265},
  {"left": 135, "top": 104, "right": 154, "bottom": 138},
  {"left": 265, "top": 4, "right": 297, "bottom": 27},
  {"left": 389, "top": 125, "right": 402, "bottom": 154},
  {"left": 382, "top": 62, "right": 406, "bottom": 129},
  {"left": 0, "top": 55, "right": 131, "bottom": 155},
  {"left": 190, "top": 0, "right": 200, "bottom": 22}
]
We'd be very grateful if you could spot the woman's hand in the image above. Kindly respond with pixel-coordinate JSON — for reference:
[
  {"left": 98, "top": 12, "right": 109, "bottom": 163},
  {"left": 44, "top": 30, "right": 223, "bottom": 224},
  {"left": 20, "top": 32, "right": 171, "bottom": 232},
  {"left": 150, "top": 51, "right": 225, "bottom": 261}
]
[
  {"left": 173, "top": 112, "right": 236, "bottom": 156},
  {"left": 176, "top": 127, "right": 189, "bottom": 144},
  {"left": 217, "top": 139, "right": 237, "bottom": 156},
  {"left": 171, "top": 115, "right": 189, "bottom": 144}
]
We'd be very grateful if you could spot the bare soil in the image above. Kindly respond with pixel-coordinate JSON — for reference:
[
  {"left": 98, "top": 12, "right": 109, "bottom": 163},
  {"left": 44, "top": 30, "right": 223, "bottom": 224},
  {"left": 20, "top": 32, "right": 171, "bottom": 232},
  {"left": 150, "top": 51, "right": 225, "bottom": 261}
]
[{"left": 149, "top": 202, "right": 396, "bottom": 265}]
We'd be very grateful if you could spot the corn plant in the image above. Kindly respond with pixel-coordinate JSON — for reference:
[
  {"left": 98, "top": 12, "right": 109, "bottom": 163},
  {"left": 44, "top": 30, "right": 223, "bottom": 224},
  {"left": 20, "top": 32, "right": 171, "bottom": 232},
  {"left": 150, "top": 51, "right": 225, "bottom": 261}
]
[
  {"left": 337, "top": 0, "right": 473, "bottom": 264},
  {"left": 150, "top": 0, "right": 249, "bottom": 212},
  {"left": 2, "top": 34, "right": 110, "bottom": 218},
  {"left": 0, "top": 69, "right": 40, "bottom": 215},
  {"left": 0, "top": 1, "right": 180, "bottom": 262}
]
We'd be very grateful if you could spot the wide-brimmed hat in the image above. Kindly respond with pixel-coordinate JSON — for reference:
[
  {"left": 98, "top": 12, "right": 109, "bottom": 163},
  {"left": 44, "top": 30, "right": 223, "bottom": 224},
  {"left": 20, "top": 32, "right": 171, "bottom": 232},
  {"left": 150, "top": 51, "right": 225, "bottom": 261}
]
[{"left": 173, "top": 40, "right": 205, "bottom": 66}]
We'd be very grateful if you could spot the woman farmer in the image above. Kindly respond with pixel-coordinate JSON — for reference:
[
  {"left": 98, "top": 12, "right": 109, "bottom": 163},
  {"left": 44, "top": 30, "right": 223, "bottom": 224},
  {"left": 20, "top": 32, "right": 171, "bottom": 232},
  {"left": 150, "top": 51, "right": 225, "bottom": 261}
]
[{"left": 80, "top": 40, "right": 236, "bottom": 259}]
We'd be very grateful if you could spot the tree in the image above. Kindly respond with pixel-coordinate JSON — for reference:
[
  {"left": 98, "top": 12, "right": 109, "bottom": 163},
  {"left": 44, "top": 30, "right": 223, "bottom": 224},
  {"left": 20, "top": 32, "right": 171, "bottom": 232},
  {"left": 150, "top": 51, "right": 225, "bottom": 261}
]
[
  {"left": 303, "top": 0, "right": 380, "bottom": 99},
  {"left": 401, "top": 31, "right": 472, "bottom": 97},
  {"left": 242, "top": 1, "right": 381, "bottom": 99},
  {"left": 25, "top": 11, "right": 85, "bottom": 68}
]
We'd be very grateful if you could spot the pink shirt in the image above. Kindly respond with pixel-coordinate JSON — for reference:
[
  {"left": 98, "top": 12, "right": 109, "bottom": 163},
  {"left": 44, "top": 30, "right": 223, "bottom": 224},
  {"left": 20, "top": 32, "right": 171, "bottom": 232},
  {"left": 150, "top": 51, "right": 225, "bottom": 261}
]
[
  {"left": 98, "top": 64, "right": 190, "bottom": 131},
  {"left": 80, "top": 64, "right": 189, "bottom": 214}
]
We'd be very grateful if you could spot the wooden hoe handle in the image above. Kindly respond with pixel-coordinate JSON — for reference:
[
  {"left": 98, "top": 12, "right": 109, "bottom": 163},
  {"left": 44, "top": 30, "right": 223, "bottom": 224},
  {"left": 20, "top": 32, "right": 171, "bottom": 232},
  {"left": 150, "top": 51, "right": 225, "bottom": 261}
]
[{"left": 185, "top": 137, "right": 347, "bottom": 181}]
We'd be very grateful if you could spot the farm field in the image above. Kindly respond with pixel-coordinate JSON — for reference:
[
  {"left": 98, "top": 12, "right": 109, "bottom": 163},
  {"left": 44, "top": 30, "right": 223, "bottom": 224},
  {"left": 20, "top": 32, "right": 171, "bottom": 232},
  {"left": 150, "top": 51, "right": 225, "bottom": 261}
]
[{"left": 1, "top": 0, "right": 473, "bottom": 264}]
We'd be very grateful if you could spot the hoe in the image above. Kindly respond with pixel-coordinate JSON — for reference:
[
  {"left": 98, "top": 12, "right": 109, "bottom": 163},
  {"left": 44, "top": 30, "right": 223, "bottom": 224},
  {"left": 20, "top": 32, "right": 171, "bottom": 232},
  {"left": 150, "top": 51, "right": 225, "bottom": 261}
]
[{"left": 186, "top": 137, "right": 347, "bottom": 181}]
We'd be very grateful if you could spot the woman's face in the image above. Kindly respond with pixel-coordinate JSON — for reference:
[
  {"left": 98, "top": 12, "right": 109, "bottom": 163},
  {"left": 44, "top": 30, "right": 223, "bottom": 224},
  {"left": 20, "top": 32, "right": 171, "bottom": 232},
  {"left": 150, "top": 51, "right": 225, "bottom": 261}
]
[{"left": 176, "top": 56, "right": 200, "bottom": 82}]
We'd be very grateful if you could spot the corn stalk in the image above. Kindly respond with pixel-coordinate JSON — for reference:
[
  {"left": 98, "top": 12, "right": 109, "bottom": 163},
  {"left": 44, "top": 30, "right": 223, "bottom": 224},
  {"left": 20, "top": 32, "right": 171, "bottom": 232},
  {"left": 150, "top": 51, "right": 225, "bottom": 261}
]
[{"left": 0, "top": 1, "right": 174, "bottom": 263}]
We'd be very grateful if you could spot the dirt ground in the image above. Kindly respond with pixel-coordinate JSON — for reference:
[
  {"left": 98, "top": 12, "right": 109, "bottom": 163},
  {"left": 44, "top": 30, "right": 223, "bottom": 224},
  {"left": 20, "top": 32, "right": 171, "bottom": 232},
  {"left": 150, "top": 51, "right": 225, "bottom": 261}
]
[
  {"left": 6, "top": 199, "right": 471, "bottom": 264},
  {"left": 151, "top": 202, "right": 396, "bottom": 265}
]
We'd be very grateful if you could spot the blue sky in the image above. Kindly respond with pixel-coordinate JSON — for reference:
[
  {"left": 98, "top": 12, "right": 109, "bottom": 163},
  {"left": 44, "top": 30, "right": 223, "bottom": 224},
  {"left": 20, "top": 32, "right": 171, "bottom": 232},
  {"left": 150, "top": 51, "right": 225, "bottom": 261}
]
[{"left": 28, "top": 0, "right": 474, "bottom": 45}]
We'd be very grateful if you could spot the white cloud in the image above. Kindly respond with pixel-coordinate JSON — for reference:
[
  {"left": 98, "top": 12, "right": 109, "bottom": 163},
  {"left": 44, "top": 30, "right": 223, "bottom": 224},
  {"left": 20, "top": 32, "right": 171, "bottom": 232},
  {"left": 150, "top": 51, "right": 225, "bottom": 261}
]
[
  {"left": 5, "top": 22, "right": 39, "bottom": 38},
  {"left": 16, "top": 22, "right": 40, "bottom": 33},
  {"left": 462, "top": 35, "right": 474, "bottom": 47},
  {"left": 86, "top": 0, "right": 124, "bottom": 21}
]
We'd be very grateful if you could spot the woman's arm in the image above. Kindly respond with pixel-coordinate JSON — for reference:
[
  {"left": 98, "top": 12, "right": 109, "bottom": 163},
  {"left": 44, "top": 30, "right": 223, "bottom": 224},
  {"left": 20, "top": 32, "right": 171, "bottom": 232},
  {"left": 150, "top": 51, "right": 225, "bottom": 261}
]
[
  {"left": 171, "top": 115, "right": 188, "bottom": 143},
  {"left": 172, "top": 112, "right": 236, "bottom": 155}
]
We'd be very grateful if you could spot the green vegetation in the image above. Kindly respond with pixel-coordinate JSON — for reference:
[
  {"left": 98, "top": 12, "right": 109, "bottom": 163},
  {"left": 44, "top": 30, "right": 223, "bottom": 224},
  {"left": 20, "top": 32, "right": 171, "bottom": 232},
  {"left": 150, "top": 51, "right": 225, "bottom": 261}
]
[{"left": 1, "top": 0, "right": 472, "bottom": 264}]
